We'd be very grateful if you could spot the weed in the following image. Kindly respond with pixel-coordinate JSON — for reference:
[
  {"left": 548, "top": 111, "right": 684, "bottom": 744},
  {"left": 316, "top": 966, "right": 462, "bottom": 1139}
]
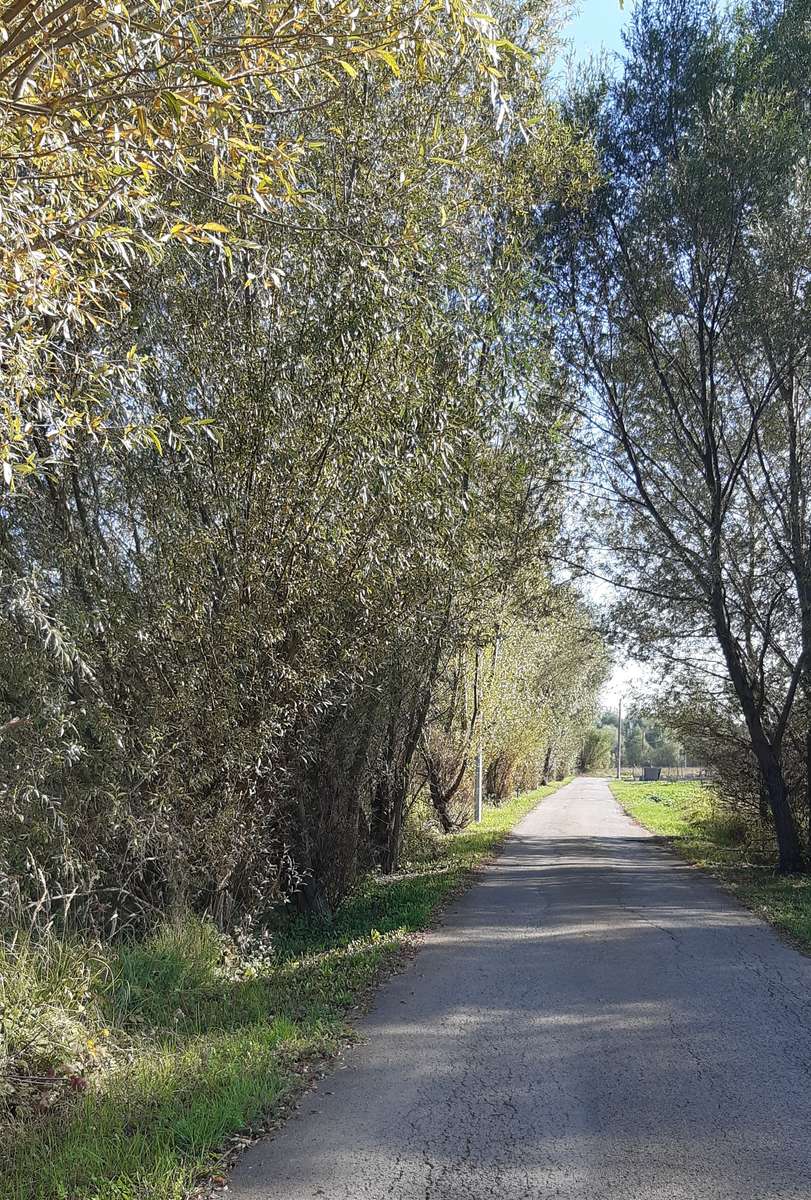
[{"left": 0, "top": 782, "right": 565, "bottom": 1200}]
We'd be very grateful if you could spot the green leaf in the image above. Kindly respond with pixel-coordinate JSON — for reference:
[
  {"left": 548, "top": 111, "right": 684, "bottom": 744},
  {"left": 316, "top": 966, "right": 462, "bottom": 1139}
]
[
  {"left": 144, "top": 428, "right": 163, "bottom": 455},
  {"left": 192, "top": 66, "right": 232, "bottom": 90}
]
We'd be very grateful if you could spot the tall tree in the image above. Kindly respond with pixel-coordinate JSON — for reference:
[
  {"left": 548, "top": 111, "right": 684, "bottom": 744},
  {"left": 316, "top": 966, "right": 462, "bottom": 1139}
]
[
  {"left": 1, "top": 0, "right": 605, "bottom": 928},
  {"left": 0, "top": 0, "right": 554, "bottom": 482},
  {"left": 542, "top": 0, "right": 811, "bottom": 869}
]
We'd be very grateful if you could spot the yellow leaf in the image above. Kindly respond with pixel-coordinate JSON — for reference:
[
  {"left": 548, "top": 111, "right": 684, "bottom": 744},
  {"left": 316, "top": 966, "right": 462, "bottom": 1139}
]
[{"left": 376, "top": 49, "right": 401, "bottom": 76}]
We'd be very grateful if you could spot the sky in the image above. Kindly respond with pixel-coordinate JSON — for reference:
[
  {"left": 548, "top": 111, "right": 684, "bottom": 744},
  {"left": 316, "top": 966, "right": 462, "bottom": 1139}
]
[
  {"left": 553, "top": 2, "right": 652, "bottom": 709},
  {"left": 561, "top": 0, "right": 632, "bottom": 66}
]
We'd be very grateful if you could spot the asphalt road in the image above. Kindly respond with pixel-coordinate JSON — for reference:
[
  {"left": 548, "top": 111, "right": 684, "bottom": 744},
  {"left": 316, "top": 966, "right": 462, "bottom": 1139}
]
[{"left": 230, "top": 776, "right": 811, "bottom": 1199}]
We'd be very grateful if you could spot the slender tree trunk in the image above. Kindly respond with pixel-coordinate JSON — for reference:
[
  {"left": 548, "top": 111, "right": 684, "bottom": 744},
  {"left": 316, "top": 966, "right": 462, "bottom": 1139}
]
[
  {"left": 712, "top": 592, "right": 803, "bottom": 872},
  {"left": 294, "top": 774, "right": 333, "bottom": 920},
  {"left": 806, "top": 726, "right": 811, "bottom": 859},
  {"left": 386, "top": 780, "right": 407, "bottom": 874},
  {"left": 797, "top": 619, "right": 811, "bottom": 861},
  {"left": 425, "top": 756, "right": 456, "bottom": 833},
  {"left": 541, "top": 744, "right": 553, "bottom": 787},
  {"left": 758, "top": 778, "right": 770, "bottom": 829},
  {"left": 371, "top": 718, "right": 397, "bottom": 865}
]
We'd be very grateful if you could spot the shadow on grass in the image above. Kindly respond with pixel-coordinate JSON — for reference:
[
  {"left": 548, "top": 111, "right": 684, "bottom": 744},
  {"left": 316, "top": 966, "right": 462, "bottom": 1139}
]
[{"left": 1, "top": 783, "right": 565, "bottom": 1200}]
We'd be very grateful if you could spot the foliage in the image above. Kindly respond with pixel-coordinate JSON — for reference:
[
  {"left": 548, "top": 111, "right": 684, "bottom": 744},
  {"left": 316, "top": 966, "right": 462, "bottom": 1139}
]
[
  {"left": 1, "top": 0, "right": 602, "bottom": 931},
  {"left": 578, "top": 724, "right": 614, "bottom": 772},
  {"left": 596, "top": 710, "right": 683, "bottom": 769},
  {"left": 0, "top": 930, "right": 111, "bottom": 1116},
  {"left": 1, "top": 0, "right": 576, "bottom": 480},
  {"left": 0, "top": 784, "right": 565, "bottom": 1200},
  {"left": 421, "top": 597, "right": 606, "bottom": 825},
  {"left": 543, "top": 0, "right": 811, "bottom": 869},
  {"left": 651, "top": 689, "right": 810, "bottom": 826},
  {"left": 481, "top": 603, "right": 606, "bottom": 795}
]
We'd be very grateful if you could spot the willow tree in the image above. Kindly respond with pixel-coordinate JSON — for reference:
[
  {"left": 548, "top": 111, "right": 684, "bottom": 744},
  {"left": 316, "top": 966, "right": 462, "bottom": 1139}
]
[
  {"left": 0, "top": 0, "right": 548, "bottom": 483},
  {"left": 1, "top": 0, "right": 603, "bottom": 926}
]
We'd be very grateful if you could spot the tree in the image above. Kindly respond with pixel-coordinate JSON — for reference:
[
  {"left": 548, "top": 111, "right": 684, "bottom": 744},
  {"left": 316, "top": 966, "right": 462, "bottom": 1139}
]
[
  {"left": 579, "top": 725, "right": 614, "bottom": 773},
  {"left": 624, "top": 726, "right": 646, "bottom": 768},
  {"left": 542, "top": 0, "right": 810, "bottom": 870},
  {"left": 0, "top": 0, "right": 605, "bottom": 928},
  {"left": 1, "top": 0, "right": 582, "bottom": 482},
  {"left": 726, "top": 4, "right": 811, "bottom": 843}
]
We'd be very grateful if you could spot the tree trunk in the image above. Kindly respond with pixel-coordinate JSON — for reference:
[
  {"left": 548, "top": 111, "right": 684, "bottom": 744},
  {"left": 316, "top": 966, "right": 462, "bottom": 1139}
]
[
  {"left": 294, "top": 875, "right": 332, "bottom": 921},
  {"left": 758, "top": 778, "right": 770, "bottom": 829},
  {"left": 386, "top": 780, "right": 406, "bottom": 874},
  {"left": 293, "top": 782, "right": 333, "bottom": 919},
  {"left": 541, "top": 745, "right": 553, "bottom": 787},
  {"left": 806, "top": 726, "right": 811, "bottom": 859},
  {"left": 712, "top": 593, "right": 803, "bottom": 872},
  {"left": 426, "top": 758, "right": 455, "bottom": 833},
  {"left": 370, "top": 707, "right": 408, "bottom": 872},
  {"left": 762, "top": 758, "right": 803, "bottom": 873},
  {"left": 371, "top": 740, "right": 394, "bottom": 866}
]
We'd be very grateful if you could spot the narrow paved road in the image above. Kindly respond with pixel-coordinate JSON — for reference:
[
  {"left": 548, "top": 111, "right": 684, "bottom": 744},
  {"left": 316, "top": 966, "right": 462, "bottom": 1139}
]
[{"left": 230, "top": 777, "right": 811, "bottom": 1199}]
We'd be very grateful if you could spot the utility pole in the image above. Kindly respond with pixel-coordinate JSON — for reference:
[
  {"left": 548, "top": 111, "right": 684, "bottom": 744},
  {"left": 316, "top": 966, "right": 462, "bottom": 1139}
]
[
  {"left": 474, "top": 742, "right": 483, "bottom": 823},
  {"left": 616, "top": 696, "right": 623, "bottom": 780},
  {"left": 474, "top": 645, "right": 484, "bottom": 822}
]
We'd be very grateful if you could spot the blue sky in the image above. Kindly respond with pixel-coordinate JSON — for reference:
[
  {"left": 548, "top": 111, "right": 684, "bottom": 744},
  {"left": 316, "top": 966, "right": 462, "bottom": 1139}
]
[
  {"left": 558, "top": 3, "right": 644, "bottom": 704},
  {"left": 560, "top": 0, "right": 632, "bottom": 66}
]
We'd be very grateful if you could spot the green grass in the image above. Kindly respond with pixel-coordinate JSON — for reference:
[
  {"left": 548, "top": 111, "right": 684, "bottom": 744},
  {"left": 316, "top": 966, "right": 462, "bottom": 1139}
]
[
  {"left": 611, "top": 780, "right": 811, "bottom": 952},
  {"left": 0, "top": 782, "right": 565, "bottom": 1200}
]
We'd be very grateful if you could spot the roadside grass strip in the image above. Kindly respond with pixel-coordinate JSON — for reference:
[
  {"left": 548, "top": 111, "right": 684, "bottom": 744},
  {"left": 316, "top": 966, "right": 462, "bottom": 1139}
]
[
  {"left": 611, "top": 781, "right": 811, "bottom": 953},
  {"left": 1, "top": 782, "right": 565, "bottom": 1200}
]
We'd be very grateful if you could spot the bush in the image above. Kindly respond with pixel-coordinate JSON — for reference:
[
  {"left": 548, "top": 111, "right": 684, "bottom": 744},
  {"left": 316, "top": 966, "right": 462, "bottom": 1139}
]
[
  {"left": 0, "top": 931, "right": 111, "bottom": 1118},
  {"left": 697, "top": 809, "right": 751, "bottom": 848},
  {"left": 657, "top": 695, "right": 810, "bottom": 844}
]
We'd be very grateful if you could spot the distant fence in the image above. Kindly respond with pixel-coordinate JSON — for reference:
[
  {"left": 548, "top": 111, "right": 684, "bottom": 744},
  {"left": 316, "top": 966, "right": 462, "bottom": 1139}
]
[{"left": 619, "top": 766, "right": 711, "bottom": 782}]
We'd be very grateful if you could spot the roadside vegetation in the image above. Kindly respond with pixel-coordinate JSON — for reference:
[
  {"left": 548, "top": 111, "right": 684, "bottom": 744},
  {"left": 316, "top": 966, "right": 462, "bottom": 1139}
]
[
  {"left": 611, "top": 782, "right": 811, "bottom": 954},
  {"left": 5, "top": 0, "right": 811, "bottom": 1191},
  {"left": 1, "top": 0, "right": 603, "bottom": 935},
  {"left": 543, "top": 0, "right": 811, "bottom": 872},
  {"left": 1, "top": 0, "right": 605, "bottom": 1183},
  {"left": 0, "top": 785, "right": 563, "bottom": 1200}
]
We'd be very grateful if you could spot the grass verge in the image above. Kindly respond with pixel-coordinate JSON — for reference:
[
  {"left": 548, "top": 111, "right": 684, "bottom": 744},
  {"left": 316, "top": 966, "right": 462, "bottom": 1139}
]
[
  {"left": 610, "top": 780, "right": 811, "bottom": 953},
  {"left": 1, "top": 781, "right": 565, "bottom": 1200}
]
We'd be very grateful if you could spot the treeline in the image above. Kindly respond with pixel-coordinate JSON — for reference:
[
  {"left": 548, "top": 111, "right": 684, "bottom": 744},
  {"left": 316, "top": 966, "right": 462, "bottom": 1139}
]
[
  {"left": 0, "top": 0, "right": 606, "bottom": 934},
  {"left": 544, "top": 0, "right": 811, "bottom": 870},
  {"left": 581, "top": 713, "right": 684, "bottom": 774}
]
